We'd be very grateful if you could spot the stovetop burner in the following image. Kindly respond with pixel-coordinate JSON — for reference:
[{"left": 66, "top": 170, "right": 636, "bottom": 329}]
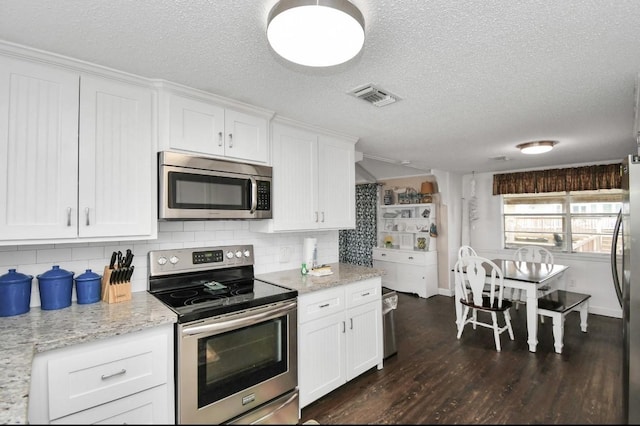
[{"left": 148, "top": 245, "right": 297, "bottom": 323}]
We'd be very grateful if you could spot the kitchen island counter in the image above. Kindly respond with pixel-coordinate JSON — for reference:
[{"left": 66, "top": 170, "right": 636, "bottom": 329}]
[
  {"left": 256, "top": 262, "right": 385, "bottom": 295},
  {"left": 0, "top": 292, "right": 177, "bottom": 424}
]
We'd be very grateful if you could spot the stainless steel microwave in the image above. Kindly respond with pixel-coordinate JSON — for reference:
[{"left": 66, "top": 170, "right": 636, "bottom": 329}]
[{"left": 158, "top": 151, "right": 272, "bottom": 220}]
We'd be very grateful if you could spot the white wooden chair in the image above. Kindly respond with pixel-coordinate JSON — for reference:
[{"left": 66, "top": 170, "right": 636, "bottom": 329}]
[
  {"left": 537, "top": 290, "right": 591, "bottom": 354},
  {"left": 457, "top": 245, "right": 478, "bottom": 262},
  {"left": 454, "top": 256, "right": 515, "bottom": 352},
  {"left": 511, "top": 245, "right": 555, "bottom": 308}
]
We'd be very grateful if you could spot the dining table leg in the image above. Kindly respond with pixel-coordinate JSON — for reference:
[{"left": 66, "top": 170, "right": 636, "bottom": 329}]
[{"left": 524, "top": 283, "right": 539, "bottom": 352}]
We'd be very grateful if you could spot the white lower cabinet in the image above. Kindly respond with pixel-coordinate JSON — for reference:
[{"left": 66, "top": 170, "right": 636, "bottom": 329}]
[
  {"left": 373, "top": 248, "right": 439, "bottom": 298},
  {"left": 28, "top": 323, "right": 174, "bottom": 424},
  {"left": 297, "top": 278, "right": 383, "bottom": 408}
]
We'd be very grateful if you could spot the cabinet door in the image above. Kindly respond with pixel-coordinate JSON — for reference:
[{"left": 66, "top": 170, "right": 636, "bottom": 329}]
[
  {"left": 373, "top": 259, "right": 397, "bottom": 289},
  {"left": 78, "top": 75, "right": 155, "bottom": 238},
  {"left": 168, "top": 94, "right": 225, "bottom": 156},
  {"left": 298, "top": 311, "right": 346, "bottom": 408},
  {"left": 0, "top": 56, "right": 79, "bottom": 240},
  {"left": 346, "top": 300, "right": 382, "bottom": 381},
  {"left": 271, "top": 123, "right": 318, "bottom": 230},
  {"left": 396, "top": 263, "right": 428, "bottom": 298},
  {"left": 224, "top": 109, "right": 268, "bottom": 164},
  {"left": 317, "top": 135, "right": 355, "bottom": 229}
]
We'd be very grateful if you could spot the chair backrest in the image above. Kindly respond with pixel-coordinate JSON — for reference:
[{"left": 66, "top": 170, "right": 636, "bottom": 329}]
[
  {"left": 454, "top": 256, "right": 505, "bottom": 309},
  {"left": 457, "top": 245, "right": 478, "bottom": 260},
  {"left": 513, "top": 245, "right": 554, "bottom": 265}
]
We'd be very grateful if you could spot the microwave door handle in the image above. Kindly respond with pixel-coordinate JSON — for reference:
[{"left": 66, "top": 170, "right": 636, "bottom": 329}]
[{"left": 249, "top": 177, "right": 257, "bottom": 214}]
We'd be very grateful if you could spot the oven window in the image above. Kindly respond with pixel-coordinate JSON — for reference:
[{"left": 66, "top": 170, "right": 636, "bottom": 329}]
[
  {"left": 197, "top": 316, "right": 288, "bottom": 407},
  {"left": 169, "top": 172, "right": 251, "bottom": 210}
]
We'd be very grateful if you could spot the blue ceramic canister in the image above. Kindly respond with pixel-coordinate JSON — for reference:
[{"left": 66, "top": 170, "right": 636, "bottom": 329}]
[
  {"left": 0, "top": 269, "right": 33, "bottom": 317},
  {"left": 37, "top": 265, "right": 74, "bottom": 310},
  {"left": 74, "top": 269, "right": 102, "bottom": 304}
]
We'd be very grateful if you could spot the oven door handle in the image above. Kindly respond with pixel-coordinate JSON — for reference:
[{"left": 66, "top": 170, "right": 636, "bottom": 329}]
[{"left": 181, "top": 300, "right": 297, "bottom": 337}]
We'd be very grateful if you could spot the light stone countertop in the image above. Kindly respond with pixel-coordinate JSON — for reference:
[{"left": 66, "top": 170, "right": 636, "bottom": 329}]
[
  {"left": 256, "top": 262, "right": 385, "bottom": 295},
  {"left": 0, "top": 292, "right": 177, "bottom": 425}
]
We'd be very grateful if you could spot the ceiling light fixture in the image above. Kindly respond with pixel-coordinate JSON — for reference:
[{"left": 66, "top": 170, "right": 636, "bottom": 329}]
[
  {"left": 267, "top": 0, "right": 365, "bottom": 67},
  {"left": 517, "top": 140, "right": 557, "bottom": 155}
]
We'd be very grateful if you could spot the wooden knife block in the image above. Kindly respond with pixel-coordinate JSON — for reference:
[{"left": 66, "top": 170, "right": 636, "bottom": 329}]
[{"left": 101, "top": 266, "right": 132, "bottom": 304}]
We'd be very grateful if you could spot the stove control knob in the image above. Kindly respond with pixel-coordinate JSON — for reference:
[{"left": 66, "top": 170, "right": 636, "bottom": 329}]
[
  {"left": 243, "top": 249, "right": 251, "bottom": 257},
  {"left": 226, "top": 251, "right": 234, "bottom": 259},
  {"left": 169, "top": 255, "right": 179, "bottom": 265},
  {"left": 157, "top": 256, "right": 168, "bottom": 265},
  {"left": 235, "top": 250, "right": 242, "bottom": 258}
]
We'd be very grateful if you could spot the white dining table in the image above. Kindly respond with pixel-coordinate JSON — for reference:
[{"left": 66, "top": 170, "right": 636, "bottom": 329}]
[{"left": 454, "top": 258, "right": 569, "bottom": 352}]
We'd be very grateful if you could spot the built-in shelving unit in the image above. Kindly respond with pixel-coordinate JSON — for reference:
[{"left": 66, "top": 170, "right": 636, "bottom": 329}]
[{"left": 377, "top": 203, "right": 436, "bottom": 251}]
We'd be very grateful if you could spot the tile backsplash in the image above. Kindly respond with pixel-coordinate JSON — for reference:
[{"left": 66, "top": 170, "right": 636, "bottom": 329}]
[{"left": 0, "top": 220, "right": 339, "bottom": 307}]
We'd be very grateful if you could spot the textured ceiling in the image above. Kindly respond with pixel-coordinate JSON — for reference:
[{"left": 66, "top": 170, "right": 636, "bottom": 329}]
[{"left": 1, "top": 0, "right": 639, "bottom": 174}]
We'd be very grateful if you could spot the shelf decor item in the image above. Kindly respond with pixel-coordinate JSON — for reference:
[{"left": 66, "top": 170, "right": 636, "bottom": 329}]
[
  {"left": 417, "top": 237, "right": 428, "bottom": 250},
  {"left": 401, "top": 209, "right": 411, "bottom": 218},
  {"left": 420, "top": 181, "right": 435, "bottom": 203},
  {"left": 399, "top": 233, "right": 413, "bottom": 249}
]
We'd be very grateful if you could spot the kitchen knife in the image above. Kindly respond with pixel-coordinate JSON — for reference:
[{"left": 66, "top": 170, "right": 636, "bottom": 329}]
[
  {"left": 123, "top": 249, "right": 134, "bottom": 268},
  {"left": 109, "top": 251, "right": 117, "bottom": 269},
  {"left": 125, "top": 265, "right": 135, "bottom": 282}
]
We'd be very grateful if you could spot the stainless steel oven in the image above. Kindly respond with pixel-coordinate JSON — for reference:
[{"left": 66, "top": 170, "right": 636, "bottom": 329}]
[
  {"left": 158, "top": 151, "right": 272, "bottom": 220},
  {"left": 148, "top": 245, "right": 298, "bottom": 424}
]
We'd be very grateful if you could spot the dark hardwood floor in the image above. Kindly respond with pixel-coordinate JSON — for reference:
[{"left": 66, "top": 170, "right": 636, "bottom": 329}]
[{"left": 300, "top": 292, "right": 623, "bottom": 424}]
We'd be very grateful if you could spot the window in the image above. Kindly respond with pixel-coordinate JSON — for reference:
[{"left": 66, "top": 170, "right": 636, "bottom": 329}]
[{"left": 503, "top": 190, "right": 622, "bottom": 254}]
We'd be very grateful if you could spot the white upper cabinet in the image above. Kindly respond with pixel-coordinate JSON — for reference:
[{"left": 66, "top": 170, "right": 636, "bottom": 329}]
[
  {"left": 158, "top": 83, "right": 273, "bottom": 164},
  {"left": 251, "top": 118, "right": 357, "bottom": 232},
  {"left": 78, "top": 74, "right": 155, "bottom": 238},
  {"left": 0, "top": 49, "right": 157, "bottom": 244},
  {"left": 0, "top": 55, "right": 80, "bottom": 240}
]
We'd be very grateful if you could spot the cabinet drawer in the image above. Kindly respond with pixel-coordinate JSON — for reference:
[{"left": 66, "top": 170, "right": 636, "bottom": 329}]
[
  {"left": 298, "top": 286, "right": 345, "bottom": 324},
  {"left": 345, "top": 278, "right": 381, "bottom": 309},
  {"left": 47, "top": 326, "right": 171, "bottom": 420},
  {"left": 50, "top": 385, "right": 173, "bottom": 425},
  {"left": 373, "top": 249, "right": 427, "bottom": 265}
]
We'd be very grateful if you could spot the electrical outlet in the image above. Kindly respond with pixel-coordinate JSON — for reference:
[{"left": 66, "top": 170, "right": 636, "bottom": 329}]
[
  {"left": 279, "top": 246, "right": 290, "bottom": 263},
  {"left": 569, "top": 279, "right": 577, "bottom": 288}
]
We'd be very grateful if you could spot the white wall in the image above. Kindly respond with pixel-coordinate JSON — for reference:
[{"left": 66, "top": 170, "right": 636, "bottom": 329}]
[
  {"left": 461, "top": 171, "right": 622, "bottom": 318},
  {"left": 0, "top": 222, "right": 338, "bottom": 308}
]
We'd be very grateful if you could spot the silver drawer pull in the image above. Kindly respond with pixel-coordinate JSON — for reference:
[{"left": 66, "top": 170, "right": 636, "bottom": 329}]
[
  {"left": 319, "top": 303, "right": 330, "bottom": 308},
  {"left": 361, "top": 292, "right": 370, "bottom": 296},
  {"left": 101, "top": 369, "right": 126, "bottom": 380}
]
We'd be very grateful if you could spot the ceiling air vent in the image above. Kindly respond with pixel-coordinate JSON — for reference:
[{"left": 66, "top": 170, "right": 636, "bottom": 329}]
[{"left": 349, "top": 84, "right": 399, "bottom": 107}]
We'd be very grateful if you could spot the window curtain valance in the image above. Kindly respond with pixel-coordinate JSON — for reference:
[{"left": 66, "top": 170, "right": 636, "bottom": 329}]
[{"left": 492, "top": 163, "right": 622, "bottom": 195}]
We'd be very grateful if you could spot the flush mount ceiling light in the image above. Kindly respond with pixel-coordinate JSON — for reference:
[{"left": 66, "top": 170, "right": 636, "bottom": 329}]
[
  {"left": 267, "top": 0, "right": 365, "bottom": 67},
  {"left": 517, "top": 140, "right": 557, "bottom": 155}
]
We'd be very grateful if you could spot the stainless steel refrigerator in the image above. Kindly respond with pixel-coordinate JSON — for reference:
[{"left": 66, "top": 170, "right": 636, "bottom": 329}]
[{"left": 611, "top": 154, "right": 640, "bottom": 424}]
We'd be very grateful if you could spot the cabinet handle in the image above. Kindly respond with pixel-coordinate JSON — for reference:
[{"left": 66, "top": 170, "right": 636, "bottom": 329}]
[
  {"left": 66, "top": 207, "right": 72, "bottom": 227},
  {"left": 361, "top": 292, "right": 370, "bottom": 297},
  {"left": 101, "top": 368, "right": 126, "bottom": 380},
  {"left": 218, "top": 132, "right": 223, "bottom": 147},
  {"left": 315, "top": 212, "right": 319, "bottom": 223},
  {"left": 408, "top": 256, "right": 414, "bottom": 260},
  {"left": 321, "top": 211, "right": 325, "bottom": 222},
  {"left": 85, "top": 207, "right": 90, "bottom": 226},
  {"left": 228, "top": 133, "right": 233, "bottom": 148},
  {"left": 350, "top": 318, "right": 353, "bottom": 329},
  {"left": 342, "top": 321, "right": 346, "bottom": 333},
  {"left": 319, "top": 303, "right": 330, "bottom": 308},
  {"left": 381, "top": 253, "right": 387, "bottom": 257}
]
